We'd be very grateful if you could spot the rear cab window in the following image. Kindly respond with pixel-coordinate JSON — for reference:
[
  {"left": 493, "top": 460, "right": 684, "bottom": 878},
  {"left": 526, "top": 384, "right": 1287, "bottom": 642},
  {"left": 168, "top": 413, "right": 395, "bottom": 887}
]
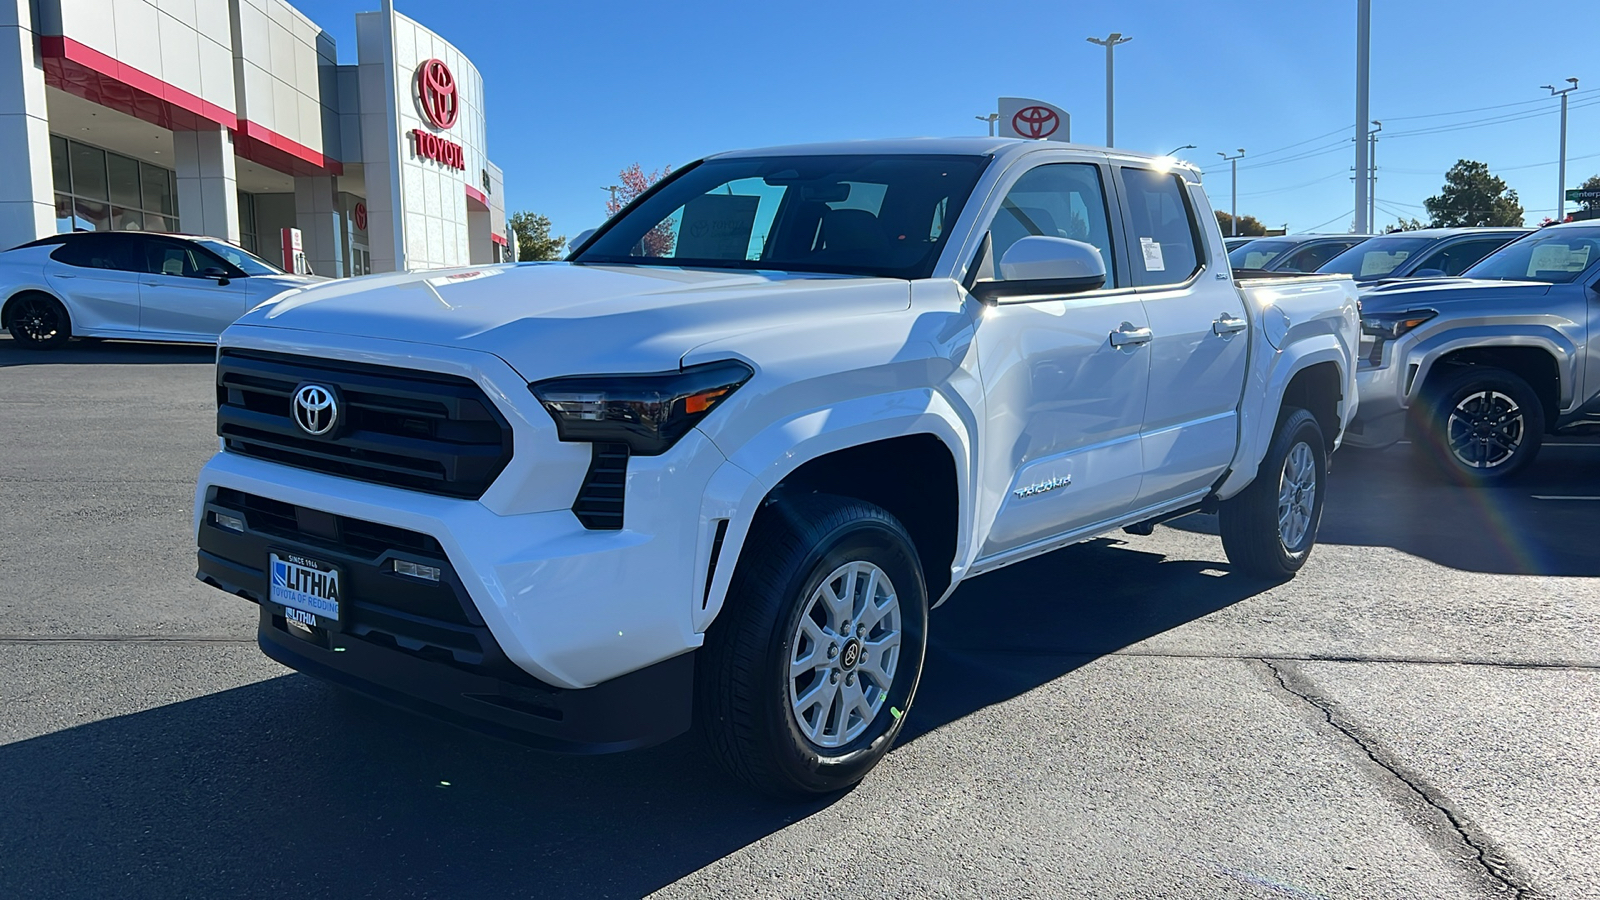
[{"left": 1118, "top": 167, "right": 1203, "bottom": 286}]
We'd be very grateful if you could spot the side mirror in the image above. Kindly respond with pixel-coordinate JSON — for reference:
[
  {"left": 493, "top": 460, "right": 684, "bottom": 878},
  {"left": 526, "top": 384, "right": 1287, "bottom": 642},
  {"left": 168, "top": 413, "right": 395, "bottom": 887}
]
[
  {"left": 971, "top": 236, "right": 1107, "bottom": 303},
  {"left": 201, "top": 266, "right": 230, "bottom": 285},
  {"left": 569, "top": 228, "right": 597, "bottom": 256}
]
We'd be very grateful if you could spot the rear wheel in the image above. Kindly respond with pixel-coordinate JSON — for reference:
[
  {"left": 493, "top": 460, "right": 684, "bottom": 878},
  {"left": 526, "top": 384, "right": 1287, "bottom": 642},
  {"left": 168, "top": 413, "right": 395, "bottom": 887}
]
[
  {"left": 6, "top": 293, "right": 72, "bottom": 349},
  {"left": 696, "top": 493, "right": 929, "bottom": 798},
  {"left": 1414, "top": 366, "right": 1543, "bottom": 485},
  {"left": 1219, "top": 408, "right": 1327, "bottom": 579}
]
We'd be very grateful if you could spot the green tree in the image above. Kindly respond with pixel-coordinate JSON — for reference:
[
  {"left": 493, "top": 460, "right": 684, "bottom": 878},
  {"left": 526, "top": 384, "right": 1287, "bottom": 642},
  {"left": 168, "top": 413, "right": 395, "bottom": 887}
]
[
  {"left": 509, "top": 211, "right": 566, "bottom": 261},
  {"left": 1384, "top": 216, "right": 1427, "bottom": 233},
  {"left": 1424, "top": 160, "right": 1524, "bottom": 227},
  {"left": 1215, "top": 211, "right": 1267, "bottom": 237}
]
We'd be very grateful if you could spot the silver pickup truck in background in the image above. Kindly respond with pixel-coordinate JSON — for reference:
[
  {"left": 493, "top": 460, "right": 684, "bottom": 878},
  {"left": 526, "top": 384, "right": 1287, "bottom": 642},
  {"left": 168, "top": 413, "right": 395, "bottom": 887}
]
[{"left": 1348, "top": 222, "right": 1600, "bottom": 482}]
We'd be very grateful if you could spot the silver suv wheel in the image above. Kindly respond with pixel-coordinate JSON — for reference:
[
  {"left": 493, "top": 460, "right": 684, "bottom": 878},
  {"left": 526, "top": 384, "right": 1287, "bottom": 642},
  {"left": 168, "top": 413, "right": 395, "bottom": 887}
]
[
  {"left": 1446, "top": 390, "right": 1524, "bottom": 470},
  {"left": 787, "top": 560, "right": 902, "bottom": 748}
]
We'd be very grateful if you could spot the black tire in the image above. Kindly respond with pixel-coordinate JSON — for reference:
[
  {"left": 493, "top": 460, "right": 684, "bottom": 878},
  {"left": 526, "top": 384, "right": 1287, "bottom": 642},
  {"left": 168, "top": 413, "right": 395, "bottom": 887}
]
[
  {"left": 695, "top": 493, "right": 929, "bottom": 798},
  {"left": 1219, "top": 408, "right": 1327, "bottom": 579},
  {"left": 1412, "top": 366, "right": 1544, "bottom": 486},
  {"left": 5, "top": 292, "right": 72, "bottom": 349}
]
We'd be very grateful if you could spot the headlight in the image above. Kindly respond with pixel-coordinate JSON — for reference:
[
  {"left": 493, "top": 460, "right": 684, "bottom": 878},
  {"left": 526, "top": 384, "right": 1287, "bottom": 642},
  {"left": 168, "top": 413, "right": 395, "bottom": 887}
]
[
  {"left": 529, "top": 360, "right": 753, "bottom": 455},
  {"left": 1358, "top": 308, "right": 1436, "bottom": 363}
]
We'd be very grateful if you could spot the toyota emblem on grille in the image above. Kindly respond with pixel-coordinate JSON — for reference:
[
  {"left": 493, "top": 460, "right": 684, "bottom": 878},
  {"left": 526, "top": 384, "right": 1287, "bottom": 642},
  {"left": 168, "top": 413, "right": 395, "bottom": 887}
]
[{"left": 293, "top": 384, "right": 339, "bottom": 436}]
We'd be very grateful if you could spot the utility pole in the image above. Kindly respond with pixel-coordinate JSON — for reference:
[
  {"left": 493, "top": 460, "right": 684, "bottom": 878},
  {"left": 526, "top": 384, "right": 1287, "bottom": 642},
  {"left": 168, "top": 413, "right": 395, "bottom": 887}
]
[
  {"left": 974, "top": 113, "right": 999, "bottom": 137},
  {"left": 601, "top": 185, "right": 621, "bottom": 206},
  {"left": 1354, "top": 0, "right": 1371, "bottom": 233},
  {"left": 1218, "top": 149, "right": 1246, "bottom": 236},
  {"left": 1368, "top": 120, "right": 1381, "bottom": 231},
  {"left": 1086, "top": 32, "right": 1132, "bottom": 146},
  {"left": 1543, "top": 77, "right": 1579, "bottom": 221}
]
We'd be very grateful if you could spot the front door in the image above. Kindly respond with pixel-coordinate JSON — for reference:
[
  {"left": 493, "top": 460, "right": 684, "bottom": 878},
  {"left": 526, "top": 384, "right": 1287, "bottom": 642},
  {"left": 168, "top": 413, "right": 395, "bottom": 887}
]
[
  {"left": 1117, "top": 166, "right": 1250, "bottom": 507},
  {"left": 973, "top": 161, "right": 1151, "bottom": 560},
  {"left": 137, "top": 237, "right": 248, "bottom": 338}
]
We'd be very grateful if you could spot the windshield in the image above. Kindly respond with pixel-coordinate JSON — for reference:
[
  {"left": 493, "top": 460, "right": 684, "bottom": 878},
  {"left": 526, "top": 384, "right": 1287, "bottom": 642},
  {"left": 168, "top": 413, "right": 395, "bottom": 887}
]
[
  {"left": 573, "top": 155, "right": 989, "bottom": 279},
  {"left": 192, "top": 238, "right": 286, "bottom": 276},
  {"left": 1318, "top": 236, "right": 1433, "bottom": 279},
  {"left": 1463, "top": 227, "right": 1600, "bottom": 284},
  {"left": 1228, "top": 240, "right": 1294, "bottom": 270}
]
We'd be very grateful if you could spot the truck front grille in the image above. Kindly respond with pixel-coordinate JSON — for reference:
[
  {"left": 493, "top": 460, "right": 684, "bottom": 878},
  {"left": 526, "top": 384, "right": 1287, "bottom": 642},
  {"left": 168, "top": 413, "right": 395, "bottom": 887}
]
[{"left": 216, "top": 349, "right": 513, "bottom": 500}]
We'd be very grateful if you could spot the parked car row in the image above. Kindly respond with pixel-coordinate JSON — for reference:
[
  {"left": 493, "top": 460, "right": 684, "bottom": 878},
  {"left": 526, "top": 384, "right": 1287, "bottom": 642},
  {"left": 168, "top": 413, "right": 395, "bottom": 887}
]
[{"left": 1226, "top": 226, "right": 1531, "bottom": 281}]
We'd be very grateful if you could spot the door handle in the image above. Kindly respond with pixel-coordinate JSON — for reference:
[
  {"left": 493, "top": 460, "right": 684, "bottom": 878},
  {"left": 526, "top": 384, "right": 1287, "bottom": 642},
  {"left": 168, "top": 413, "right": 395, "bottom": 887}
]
[
  {"left": 1109, "top": 326, "right": 1154, "bottom": 348},
  {"left": 1213, "top": 315, "right": 1248, "bottom": 335}
]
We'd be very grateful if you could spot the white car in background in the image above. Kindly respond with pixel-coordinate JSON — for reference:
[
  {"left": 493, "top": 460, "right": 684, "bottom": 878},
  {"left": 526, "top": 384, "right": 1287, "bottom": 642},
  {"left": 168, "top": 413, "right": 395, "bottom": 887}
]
[{"left": 1, "top": 232, "right": 321, "bottom": 349}]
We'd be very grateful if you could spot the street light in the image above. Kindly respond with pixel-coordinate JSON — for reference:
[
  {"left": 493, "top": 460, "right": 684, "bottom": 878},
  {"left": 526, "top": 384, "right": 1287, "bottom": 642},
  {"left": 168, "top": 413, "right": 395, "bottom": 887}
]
[
  {"left": 1218, "top": 149, "right": 1246, "bottom": 236},
  {"left": 1086, "top": 32, "right": 1132, "bottom": 146},
  {"left": 975, "top": 113, "right": 999, "bottom": 137},
  {"left": 1543, "top": 77, "right": 1580, "bottom": 221},
  {"left": 601, "top": 185, "right": 621, "bottom": 207},
  {"left": 1167, "top": 144, "right": 1196, "bottom": 156}
]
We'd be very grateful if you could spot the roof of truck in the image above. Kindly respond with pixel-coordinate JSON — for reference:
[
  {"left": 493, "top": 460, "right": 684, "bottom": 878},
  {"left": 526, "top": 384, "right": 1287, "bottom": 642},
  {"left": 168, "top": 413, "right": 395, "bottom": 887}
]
[{"left": 708, "top": 137, "right": 1186, "bottom": 167}]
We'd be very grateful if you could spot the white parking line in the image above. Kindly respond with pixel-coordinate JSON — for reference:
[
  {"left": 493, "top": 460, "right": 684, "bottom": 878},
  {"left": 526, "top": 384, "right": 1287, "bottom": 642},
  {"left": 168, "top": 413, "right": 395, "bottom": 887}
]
[{"left": 1532, "top": 495, "right": 1600, "bottom": 501}]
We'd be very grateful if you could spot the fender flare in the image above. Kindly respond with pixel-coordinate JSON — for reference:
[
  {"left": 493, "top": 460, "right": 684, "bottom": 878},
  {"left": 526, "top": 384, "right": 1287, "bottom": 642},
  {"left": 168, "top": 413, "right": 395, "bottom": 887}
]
[
  {"left": 690, "top": 389, "right": 976, "bottom": 632},
  {"left": 1403, "top": 325, "right": 1578, "bottom": 411},
  {"left": 1217, "top": 336, "right": 1351, "bottom": 500}
]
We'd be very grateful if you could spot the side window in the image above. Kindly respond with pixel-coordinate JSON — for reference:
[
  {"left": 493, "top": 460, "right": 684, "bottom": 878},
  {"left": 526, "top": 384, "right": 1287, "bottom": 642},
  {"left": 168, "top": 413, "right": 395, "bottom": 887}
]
[
  {"left": 1280, "top": 240, "right": 1351, "bottom": 274},
  {"left": 988, "top": 163, "right": 1118, "bottom": 288},
  {"left": 1423, "top": 239, "right": 1513, "bottom": 276},
  {"left": 50, "top": 236, "right": 141, "bottom": 272},
  {"left": 143, "top": 238, "right": 216, "bottom": 278},
  {"left": 1119, "top": 167, "right": 1202, "bottom": 286}
]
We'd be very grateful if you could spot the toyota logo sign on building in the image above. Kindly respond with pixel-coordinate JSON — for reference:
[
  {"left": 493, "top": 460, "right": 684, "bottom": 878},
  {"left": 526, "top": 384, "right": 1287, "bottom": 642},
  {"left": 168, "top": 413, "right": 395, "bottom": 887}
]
[{"left": 417, "top": 59, "right": 459, "bottom": 130}]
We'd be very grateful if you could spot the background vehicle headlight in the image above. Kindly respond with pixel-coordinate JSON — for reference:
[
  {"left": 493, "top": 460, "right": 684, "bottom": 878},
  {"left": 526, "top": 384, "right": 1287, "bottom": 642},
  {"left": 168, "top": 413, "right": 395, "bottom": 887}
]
[
  {"left": 529, "top": 360, "right": 753, "bottom": 455},
  {"left": 1358, "top": 308, "right": 1436, "bottom": 363}
]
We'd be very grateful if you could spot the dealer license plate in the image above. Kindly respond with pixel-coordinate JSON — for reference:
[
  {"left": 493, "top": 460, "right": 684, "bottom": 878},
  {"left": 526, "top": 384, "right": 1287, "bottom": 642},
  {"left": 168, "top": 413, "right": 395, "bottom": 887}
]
[{"left": 269, "top": 552, "right": 342, "bottom": 627}]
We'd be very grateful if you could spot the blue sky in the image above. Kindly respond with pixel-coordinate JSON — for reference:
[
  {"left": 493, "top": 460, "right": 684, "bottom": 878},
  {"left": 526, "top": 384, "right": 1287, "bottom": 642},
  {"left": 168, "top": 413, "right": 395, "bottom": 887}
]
[{"left": 307, "top": 0, "right": 1598, "bottom": 240}]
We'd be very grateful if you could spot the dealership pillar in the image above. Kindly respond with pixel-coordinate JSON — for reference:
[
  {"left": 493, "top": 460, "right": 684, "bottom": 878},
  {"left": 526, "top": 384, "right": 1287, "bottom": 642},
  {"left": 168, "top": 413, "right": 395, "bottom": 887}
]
[
  {"left": 173, "top": 126, "right": 241, "bottom": 242},
  {"left": 0, "top": 0, "right": 57, "bottom": 248},
  {"left": 295, "top": 175, "right": 343, "bottom": 278}
]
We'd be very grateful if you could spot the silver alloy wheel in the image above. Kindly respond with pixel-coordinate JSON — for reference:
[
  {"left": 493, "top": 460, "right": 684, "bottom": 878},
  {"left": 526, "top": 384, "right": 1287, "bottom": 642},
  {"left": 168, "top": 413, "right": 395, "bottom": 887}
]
[
  {"left": 1446, "top": 390, "right": 1523, "bottom": 469},
  {"left": 1277, "top": 441, "right": 1317, "bottom": 550},
  {"left": 787, "top": 560, "right": 902, "bottom": 749}
]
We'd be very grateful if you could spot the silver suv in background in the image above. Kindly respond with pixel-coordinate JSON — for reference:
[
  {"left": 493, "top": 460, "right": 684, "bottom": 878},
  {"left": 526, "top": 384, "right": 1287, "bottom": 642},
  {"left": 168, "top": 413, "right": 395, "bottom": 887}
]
[
  {"left": 1348, "top": 222, "right": 1600, "bottom": 482},
  {"left": 1228, "top": 234, "right": 1375, "bottom": 274},
  {"left": 1316, "top": 227, "right": 1529, "bottom": 283}
]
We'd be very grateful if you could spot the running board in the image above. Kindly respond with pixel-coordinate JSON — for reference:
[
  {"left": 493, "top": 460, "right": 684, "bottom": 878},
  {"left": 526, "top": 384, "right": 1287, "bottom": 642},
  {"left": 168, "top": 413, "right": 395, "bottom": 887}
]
[{"left": 1122, "top": 499, "right": 1211, "bottom": 536}]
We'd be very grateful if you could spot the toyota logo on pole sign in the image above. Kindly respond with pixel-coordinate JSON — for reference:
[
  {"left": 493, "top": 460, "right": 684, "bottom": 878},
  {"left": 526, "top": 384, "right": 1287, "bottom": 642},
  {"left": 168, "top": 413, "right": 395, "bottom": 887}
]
[
  {"left": 417, "top": 59, "right": 459, "bottom": 129},
  {"left": 412, "top": 59, "right": 467, "bottom": 169},
  {"left": 997, "top": 97, "right": 1071, "bottom": 143}
]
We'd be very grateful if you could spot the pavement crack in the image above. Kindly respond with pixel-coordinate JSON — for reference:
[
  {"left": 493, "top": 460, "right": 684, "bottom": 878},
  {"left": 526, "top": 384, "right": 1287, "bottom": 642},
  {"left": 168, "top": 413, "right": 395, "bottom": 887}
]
[{"left": 1262, "top": 659, "right": 1544, "bottom": 900}]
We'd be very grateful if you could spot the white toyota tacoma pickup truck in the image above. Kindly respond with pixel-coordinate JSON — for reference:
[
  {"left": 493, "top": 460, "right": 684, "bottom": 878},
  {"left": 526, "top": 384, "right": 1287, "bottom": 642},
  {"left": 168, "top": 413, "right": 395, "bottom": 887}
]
[{"left": 194, "top": 138, "right": 1359, "bottom": 796}]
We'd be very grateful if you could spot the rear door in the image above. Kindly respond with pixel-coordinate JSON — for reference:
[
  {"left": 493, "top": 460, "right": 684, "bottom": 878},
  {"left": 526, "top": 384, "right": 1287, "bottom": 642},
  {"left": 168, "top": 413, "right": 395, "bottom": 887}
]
[
  {"left": 137, "top": 237, "right": 249, "bottom": 338},
  {"left": 1116, "top": 165, "right": 1250, "bottom": 508},
  {"left": 42, "top": 234, "right": 144, "bottom": 333},
  {"left": 972, "top": 159, "right": 1151, "bottom": 558}
]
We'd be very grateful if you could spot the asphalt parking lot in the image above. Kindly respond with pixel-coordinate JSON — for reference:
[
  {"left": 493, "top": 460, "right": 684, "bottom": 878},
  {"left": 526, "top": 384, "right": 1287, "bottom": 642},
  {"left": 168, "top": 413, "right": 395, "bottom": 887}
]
[{"left": 1, "top": 335, "right": 1597, "bottom": 900}]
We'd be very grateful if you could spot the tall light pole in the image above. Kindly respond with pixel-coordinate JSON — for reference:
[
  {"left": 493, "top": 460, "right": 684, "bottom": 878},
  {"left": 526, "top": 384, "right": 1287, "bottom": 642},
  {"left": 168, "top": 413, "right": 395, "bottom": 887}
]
[
  {"left": 1368, "top": 120, "right": 1381, "bottom": 231},
  {"left": 1218, "top": 149, "right": 1246, "bottom": 236},
  {"left": 975, "top": 113, "right": 999, "bottom": 137},
  {"left": 1354, "top": 0, "right": 1371, "bottom": 233},
  {"left": 1086, "top": 32, "right": 1132, "bottom": 146},
  {"left": 1544, "top": 77, "right": 1580, "bottom": 221}
]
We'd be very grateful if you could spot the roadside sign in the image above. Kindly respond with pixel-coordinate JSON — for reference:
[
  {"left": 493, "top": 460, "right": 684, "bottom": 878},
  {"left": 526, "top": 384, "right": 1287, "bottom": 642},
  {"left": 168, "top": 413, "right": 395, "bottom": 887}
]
[
  {"left": 1566, "top": 189, "right": 1600, "bottom": 202},
  {"left": 998, "top": 97, "right": 1071, "bottom": 142}
]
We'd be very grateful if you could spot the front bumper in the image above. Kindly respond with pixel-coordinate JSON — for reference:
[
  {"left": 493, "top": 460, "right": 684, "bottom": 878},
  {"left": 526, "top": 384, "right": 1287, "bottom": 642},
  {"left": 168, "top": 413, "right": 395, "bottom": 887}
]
[
  {"left": 197, "top": 487, "right": 694, "bottom": 753},
  {"left": 1347, "top": 357, "right": 1410, "bottom": 449}
]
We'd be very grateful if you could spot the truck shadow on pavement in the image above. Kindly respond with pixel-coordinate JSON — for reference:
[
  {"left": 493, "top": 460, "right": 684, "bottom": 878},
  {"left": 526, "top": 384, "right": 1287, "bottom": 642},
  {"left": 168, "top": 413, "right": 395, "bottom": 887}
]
[
  {"left": 0, "top": 540, "right": 1266, "bottom": 899},
  {"left": 0, "top": 336, "right": 214, "bottom": 366}
]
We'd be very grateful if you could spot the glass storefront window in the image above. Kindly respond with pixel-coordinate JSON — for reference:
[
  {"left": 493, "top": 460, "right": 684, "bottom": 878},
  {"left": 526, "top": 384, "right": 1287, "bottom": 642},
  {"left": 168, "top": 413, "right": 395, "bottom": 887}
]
[{"left": 51, "top": 136, "right": 178, "bottom": 234}]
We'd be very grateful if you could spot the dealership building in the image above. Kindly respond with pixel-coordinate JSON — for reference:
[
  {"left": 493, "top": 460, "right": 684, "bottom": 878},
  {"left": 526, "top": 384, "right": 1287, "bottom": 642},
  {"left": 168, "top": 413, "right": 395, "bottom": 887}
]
[{"left": 1, "top": 0, "right": 511, "bottom": 277}]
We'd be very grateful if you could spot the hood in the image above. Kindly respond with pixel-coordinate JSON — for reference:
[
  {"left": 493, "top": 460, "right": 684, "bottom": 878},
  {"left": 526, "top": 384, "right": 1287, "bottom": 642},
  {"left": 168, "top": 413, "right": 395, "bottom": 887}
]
[
  {"left": 234, "top": 262, "right": 910, "bottom": 379},
  {"left": 1357, "top": 278, "right": 1552, "bottom": 311}
]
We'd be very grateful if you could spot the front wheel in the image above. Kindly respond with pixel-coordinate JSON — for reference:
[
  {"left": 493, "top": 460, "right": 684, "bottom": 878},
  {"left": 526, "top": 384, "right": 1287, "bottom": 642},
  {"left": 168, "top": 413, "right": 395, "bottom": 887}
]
[
  {"left": 1414, "top": 366, "right": 1544, "bottom": 485},
  {"left": 695, "top": 493, "right": 929, "bottom": 798},
  {"left": 1219, "top": 408, "right": 1328, "bottom": 579},
  {"left": 6, "top": 293, "right": 72, "bottom": 349}
]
